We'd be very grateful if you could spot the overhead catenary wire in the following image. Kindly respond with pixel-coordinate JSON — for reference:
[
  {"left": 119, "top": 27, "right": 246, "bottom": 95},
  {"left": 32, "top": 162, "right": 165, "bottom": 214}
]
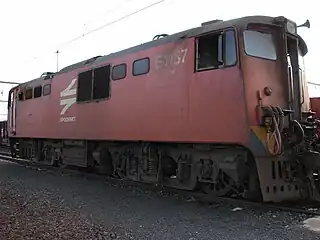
[
  {"left": 57, "top": 0, "right": 167, "bottom": 50},
  {"left": 19, "top": 0, "right": 168, "bottom": 67},
  {"left": 83, "top": 0, "right": 136, "bottom": 29},
  {"left": 22, "top": 0, "right": 137, "bottom": 65}
]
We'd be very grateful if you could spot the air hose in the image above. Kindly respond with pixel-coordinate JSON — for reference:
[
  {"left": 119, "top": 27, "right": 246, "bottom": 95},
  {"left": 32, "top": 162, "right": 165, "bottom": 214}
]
[{"left": 265, "top": 106, "right": 284, "bottom": 156}]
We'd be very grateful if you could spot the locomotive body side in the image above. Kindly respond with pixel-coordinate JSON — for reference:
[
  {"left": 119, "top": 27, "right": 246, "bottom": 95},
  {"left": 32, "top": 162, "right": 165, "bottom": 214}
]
[{"left": 11, "top": 35, "right": 248, "bottom": 145}]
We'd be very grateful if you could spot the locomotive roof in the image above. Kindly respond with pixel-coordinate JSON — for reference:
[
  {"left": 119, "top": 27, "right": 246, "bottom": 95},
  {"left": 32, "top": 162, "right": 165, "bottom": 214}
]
[
  {"left": 18, "top": 15, "right": 308, "bottom": 87},
  {"left": 57, "top": 15, "right": 274, "bottom": 74}
]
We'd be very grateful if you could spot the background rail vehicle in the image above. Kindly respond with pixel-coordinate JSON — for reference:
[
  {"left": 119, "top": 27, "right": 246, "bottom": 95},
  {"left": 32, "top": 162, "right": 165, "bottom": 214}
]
[
  {"left": 0, "top": 120, "right": 9, "bottom": 147},
  {"left": 311, "top": 97, "right": 320, "bottom": 136},
  {"left": 6, "top": 15, "right": 320, "bottom": 203}
]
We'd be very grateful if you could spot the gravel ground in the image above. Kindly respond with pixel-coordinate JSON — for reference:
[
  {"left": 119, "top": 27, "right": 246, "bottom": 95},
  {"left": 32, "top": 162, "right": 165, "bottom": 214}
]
[{"left": 0, "top": 159, "right": 320, "bottom": 240}]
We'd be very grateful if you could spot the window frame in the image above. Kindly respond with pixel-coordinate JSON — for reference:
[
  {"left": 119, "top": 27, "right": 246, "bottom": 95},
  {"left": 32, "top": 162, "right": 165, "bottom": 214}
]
[
  {"left": 112, "top": 63, "right": 127, "bottom": 81},
  {"left": 132, "top": 57, "right": 150, "bottom": 76},
  {"left": 194, "top": 27, "right": 238, "bottom": 72}
]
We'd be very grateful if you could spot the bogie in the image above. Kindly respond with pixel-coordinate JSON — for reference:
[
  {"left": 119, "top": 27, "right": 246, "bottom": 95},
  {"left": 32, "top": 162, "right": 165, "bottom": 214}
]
[{"left": 13, "top": 138, "right": 261, "bottom": 201}]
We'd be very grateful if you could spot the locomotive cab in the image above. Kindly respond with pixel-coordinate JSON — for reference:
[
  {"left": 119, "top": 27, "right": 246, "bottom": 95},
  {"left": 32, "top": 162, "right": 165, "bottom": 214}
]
[{"left": 240, "top": 17, "right": 320, "bottom": 201}]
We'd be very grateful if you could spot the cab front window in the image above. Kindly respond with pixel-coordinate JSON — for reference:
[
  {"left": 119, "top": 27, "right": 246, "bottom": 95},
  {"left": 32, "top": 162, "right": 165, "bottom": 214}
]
[{"left": 243, "top": 28, "right": 277, "bottom": 61}]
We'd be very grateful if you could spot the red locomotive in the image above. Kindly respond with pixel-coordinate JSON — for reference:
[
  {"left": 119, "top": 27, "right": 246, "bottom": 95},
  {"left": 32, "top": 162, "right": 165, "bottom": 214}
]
[{"left": 7, "top": 15, "right": 320, "bottom": 202}]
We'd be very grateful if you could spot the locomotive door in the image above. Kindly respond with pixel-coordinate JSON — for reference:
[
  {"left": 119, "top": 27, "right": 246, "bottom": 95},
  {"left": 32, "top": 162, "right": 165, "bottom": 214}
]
[
  {"left": 242, "top": 24, "right": 291, "bottom": 123},
  {"left": 286, "top": 34, "right": 307, "bottom": 120}
]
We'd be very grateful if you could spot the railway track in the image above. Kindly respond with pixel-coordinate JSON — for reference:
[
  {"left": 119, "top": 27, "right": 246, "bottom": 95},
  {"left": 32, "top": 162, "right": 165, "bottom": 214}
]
[{"left": 0, "top": 148, "right": 320, "bottom": 217}]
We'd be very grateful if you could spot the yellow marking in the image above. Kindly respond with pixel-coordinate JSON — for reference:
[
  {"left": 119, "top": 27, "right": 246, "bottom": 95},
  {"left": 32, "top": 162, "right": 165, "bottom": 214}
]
[{"left": 251, "top": 126, "right": 275, "bottom": 151}]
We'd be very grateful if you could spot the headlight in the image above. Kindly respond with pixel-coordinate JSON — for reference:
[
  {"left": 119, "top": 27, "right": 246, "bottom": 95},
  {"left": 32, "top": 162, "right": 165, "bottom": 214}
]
[{"left": 286, "top": 21, "right": 297, "bottom": 35}]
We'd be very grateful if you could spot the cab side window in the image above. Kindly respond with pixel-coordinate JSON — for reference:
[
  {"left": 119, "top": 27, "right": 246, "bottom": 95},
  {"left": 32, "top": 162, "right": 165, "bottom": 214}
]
[
  {"left": 25, "top": 88, "right": 33, "bottom": 100},
  {"left": 195, "top": 29, "right": 237, "bottom": 71},
  {"left": 133, "top": 58, "right": 150, "bottom": 76},
  {"left": 43, "top": 84, "right": 51, "bottom": 96},
  {"left": 112, "top": 64, "right": 126, "bottom": 81},
  {"left": 33, "top": 86, "right": 42, "bottom": 98},
  {"left": 76, "top": 64, "right": 111, "bottom": 103}
]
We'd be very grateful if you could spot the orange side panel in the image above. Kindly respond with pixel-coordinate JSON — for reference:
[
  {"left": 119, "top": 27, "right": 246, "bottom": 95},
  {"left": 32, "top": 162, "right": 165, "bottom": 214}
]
[{"left": 13, "top": 39, "right": 249, "bottom": 145}]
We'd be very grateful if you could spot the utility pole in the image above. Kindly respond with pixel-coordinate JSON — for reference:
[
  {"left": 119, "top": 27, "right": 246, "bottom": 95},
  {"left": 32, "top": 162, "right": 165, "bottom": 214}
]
[
  {"left": 0, "top": 81, "right": 20, "bottom": 104},
  {"left": 56, "top": 50, "right": 60, "bottom": 72},
  {"left": 0, "top": 81, "right": 19, "bottom": 101}
]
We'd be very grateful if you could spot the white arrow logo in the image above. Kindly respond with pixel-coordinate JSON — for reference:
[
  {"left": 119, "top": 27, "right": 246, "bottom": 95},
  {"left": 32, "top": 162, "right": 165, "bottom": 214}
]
[{"left": 60, "top": 78, "right": 77, "bottom": 115}]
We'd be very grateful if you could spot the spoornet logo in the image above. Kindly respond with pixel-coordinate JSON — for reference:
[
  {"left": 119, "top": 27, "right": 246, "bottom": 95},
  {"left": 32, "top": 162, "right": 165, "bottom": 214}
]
[{"left": 60, "top": 78, "right": 77, "bottom": 122}]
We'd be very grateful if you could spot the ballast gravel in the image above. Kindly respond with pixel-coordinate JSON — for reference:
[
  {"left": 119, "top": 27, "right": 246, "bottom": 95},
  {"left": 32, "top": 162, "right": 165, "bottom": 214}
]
[
  {"left": 0, "top": 181, "right": 124, "bottom": 240},
  {"left": 0, "top": 159, "right": 319, "bottom": 240}
]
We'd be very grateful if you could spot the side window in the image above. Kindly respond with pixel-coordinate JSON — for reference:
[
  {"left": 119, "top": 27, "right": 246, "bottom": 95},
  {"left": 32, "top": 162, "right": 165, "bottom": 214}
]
[
  {"left": 25, "top": 88, "right": 33, "bottom": 100},
  {"left": 225, "top": 30, "right": 237, "bottom": 66},
  {"left": 133, "top": 58, "right": 150, "bottom": 76},
  {"left": 195, "top": 29, "right": 237, "bottom": 71},
  {"left": 76, "top": 65, "right": 111, "bottom": 103},
  {"left": 93, "top": 65, "right": 111, "bottom": 100},
  {"left": 33, "top": 86, "right": 42, "bottom": 98},
  {"left": 18, "top": 91, "right": 24, "bottom": 101},
  {"left": 77, "top": 70, "right": 93, "bottom": 102},
  {"left": 112, "top": 64, "right": 126, "bottom": 80},
  {"left": 43, "top": 84, "right": 51, "bottom": 96}
]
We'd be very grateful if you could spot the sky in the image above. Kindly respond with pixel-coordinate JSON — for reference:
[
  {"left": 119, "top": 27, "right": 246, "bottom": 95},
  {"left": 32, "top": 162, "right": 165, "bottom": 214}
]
[{"left": 0, "top": 0, "right": 318, "bottom": 121}]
